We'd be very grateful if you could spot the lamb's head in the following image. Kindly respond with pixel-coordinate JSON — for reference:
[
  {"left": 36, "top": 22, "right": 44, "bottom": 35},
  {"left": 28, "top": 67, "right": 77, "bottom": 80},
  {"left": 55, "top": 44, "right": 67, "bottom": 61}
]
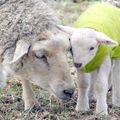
[
  {"left": 3, "top": 32, "right": 75, "bottom": 101},
  {"left": 58, "top": 26, "right": 118, "bottom": 69}
]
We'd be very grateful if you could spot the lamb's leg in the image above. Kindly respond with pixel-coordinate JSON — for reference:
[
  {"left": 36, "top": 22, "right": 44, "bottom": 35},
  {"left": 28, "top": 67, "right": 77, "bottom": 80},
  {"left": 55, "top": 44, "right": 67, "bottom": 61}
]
[
  {"left": 21, "top": 79, "right": 40, "bottom": 111},
  {"left": 94, "top": 55, "right": 111, "bottom": 115},
  {"left": 111, "top": 59, "right": 120, "bottom": 107},
  {"left": 89, "top": 71, "right": 97, "bottom": 102},
  {"left": 75, "top": 71, "right": 91, "bottom": 111}
]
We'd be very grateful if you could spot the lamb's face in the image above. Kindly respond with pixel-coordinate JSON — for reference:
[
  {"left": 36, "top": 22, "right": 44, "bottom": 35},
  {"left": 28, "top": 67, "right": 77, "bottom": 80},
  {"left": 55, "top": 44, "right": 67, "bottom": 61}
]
[
  {"left": 70, "top": 29, "right": 99, "bottom": 68},
  {"left": 57, "top": 25, "right": 118, "bottom": 70},
  {"left": 5, "top": 33, "right": 75, "bottom": 101}
]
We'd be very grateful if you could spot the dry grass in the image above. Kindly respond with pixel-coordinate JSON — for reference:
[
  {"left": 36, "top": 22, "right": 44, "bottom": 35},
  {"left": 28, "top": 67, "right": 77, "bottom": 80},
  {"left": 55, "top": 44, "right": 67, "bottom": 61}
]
[
  {"left": 0, "top": 0, "right": 120, "bottom": 120},
  {"left": 0, "top": 81, "right": 120, "bottom": 120}
]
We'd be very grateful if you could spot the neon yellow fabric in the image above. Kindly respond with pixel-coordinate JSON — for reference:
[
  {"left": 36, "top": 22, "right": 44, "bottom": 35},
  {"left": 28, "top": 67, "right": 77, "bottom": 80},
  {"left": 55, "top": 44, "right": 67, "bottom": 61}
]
[{"left": 74, "top": 3, "right": 120, "bottom": 72}]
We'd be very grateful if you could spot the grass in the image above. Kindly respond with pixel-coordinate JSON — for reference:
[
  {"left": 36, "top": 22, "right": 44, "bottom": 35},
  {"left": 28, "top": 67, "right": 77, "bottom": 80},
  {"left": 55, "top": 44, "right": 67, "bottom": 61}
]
[
  {"left": 0, "top": 84, "right": 120, "bottom": 120},
  {"left": 0, "top": 0, "right": 120, "bottom": 120}
]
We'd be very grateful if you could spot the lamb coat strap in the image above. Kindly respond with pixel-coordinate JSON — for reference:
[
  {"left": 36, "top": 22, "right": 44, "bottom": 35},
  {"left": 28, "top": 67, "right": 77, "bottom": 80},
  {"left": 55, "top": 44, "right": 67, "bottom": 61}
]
[{"left": 74, "top": 3, "right": 120, "bottom": 72}]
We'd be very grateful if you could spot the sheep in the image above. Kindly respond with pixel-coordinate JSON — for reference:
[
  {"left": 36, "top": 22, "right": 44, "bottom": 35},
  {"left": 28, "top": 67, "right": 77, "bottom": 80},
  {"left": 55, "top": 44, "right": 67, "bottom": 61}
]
[
  {"left": 0, "top": 0, "right": 75, "bottom": 111},
  {"left": 58, "top": 3, "right": 120, "bottom": 115}
]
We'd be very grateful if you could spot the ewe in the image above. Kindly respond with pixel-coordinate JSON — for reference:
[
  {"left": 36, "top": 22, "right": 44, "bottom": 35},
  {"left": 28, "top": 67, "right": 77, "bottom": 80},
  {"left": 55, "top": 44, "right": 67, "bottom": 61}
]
[
  {"left": 0, "top": 0, "right": 75, "bottom": 111},
  {"left": 58, "top": 3, "right": 120, "bottom": 115}
]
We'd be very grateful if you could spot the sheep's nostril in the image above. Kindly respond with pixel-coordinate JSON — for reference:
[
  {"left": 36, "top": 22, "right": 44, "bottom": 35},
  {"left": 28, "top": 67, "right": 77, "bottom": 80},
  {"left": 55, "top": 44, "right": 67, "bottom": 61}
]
[
  {"left": 63, "top": 89, "right": 74, "bottom": 98},
  {"left": 74, "top": 63, "right": 82, "bottom": 68}
]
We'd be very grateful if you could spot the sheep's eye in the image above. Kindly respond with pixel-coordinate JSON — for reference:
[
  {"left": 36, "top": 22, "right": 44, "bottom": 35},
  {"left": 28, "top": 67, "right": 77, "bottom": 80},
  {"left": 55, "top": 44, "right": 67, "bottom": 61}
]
[
  {"left": 89, "top": 47, "right": 94, "bottom": 51},
  {"left": 36, "top": 54, "right": 46, "bottom": 59},
  {"left": 35, "top": 54, "right": 47, "bottom": 62}
]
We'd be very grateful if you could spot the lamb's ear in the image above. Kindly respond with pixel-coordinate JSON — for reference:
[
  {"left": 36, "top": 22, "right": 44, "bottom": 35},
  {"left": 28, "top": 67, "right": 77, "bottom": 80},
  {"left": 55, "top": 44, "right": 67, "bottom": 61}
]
[
  {"left": 10, "top": 40, "right": 30, "bottom": 63},
  {"left": 96, "top": 32, "right": 118, "bottom": 46},
  {"left": 57, "top": 25, "right": 76, "bottom": 35}
]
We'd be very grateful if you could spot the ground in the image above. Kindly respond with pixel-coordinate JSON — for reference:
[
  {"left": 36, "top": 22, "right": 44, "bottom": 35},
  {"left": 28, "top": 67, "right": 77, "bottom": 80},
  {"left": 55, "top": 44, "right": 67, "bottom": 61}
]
[{"left": 0, "top": 0, "right": 120, "bottom": 120}]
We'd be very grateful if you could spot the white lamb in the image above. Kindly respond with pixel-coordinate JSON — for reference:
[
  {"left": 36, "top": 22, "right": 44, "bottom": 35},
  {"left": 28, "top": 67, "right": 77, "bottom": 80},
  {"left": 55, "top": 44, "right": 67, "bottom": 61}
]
[{"left": 58, "top": 3, "right": 120, "bottom": 115}]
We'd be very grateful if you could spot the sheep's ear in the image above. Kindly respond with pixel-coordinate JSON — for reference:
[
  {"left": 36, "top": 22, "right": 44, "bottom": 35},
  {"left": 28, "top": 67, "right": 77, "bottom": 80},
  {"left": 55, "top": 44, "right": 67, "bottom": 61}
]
[
  {"left": 10, "top": 40, "right": 30, "bottom": 63},
  {"left": 96, "top": 32, "right": 118, "bottom": 46},
  {"left": 57, "top": 25, "right": 76, "bottom": 35}
]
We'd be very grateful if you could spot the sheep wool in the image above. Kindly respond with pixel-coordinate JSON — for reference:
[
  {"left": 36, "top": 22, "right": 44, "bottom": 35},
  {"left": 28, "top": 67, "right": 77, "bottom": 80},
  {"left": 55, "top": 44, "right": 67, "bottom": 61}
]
[
  {"left": 0, "top": 0, "right": 58, "bottom": 63},
  {"left": 0, "top": 0, "right": 58, "bottom": 88},
  {"left": 74, "top": 3, "right": 120, "bottom": 72}
]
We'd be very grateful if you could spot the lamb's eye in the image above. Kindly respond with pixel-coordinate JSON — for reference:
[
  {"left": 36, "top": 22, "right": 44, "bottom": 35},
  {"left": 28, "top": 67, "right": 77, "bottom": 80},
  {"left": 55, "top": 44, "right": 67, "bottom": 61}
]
[
  {"left": 89, "top": 47, "right": 94, "bottom": 51},
  {"left": 70, "top": 47, "right": 73, "bottom": 56}
]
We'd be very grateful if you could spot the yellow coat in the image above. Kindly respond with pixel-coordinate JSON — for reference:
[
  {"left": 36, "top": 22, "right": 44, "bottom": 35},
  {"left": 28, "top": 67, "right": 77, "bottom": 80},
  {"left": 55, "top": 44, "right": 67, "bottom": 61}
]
[{"left": 74, "top": 3, "right": 120, "bottom": 72}]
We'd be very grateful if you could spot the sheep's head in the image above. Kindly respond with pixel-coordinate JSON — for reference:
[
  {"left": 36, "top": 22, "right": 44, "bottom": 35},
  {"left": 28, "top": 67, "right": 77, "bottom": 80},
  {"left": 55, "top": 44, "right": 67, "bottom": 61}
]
[
  {"left": 58, "top": 25, "right": 118, "bottom": 69},
  {"left": 3, "top": 31, "right": 75, "bottom": 101}
]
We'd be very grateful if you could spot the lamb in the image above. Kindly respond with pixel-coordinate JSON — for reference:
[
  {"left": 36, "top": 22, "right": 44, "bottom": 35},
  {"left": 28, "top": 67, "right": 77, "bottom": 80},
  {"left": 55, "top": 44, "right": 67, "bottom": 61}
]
[
  {"left": 0, "top": 0, "right": 75, "bottom": 111},
  {"left": 58, "top": 3, "right": 120, "bottom": 115}
]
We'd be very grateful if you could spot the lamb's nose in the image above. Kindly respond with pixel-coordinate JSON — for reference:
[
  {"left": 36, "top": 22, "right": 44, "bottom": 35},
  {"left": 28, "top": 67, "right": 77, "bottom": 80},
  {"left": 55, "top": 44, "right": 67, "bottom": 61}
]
[
  {"left": 63, "top": 89, "right": 74, "bottom": 98},
  {"left": 74, "top": 63, "right": 82, "bottom": 68}
]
